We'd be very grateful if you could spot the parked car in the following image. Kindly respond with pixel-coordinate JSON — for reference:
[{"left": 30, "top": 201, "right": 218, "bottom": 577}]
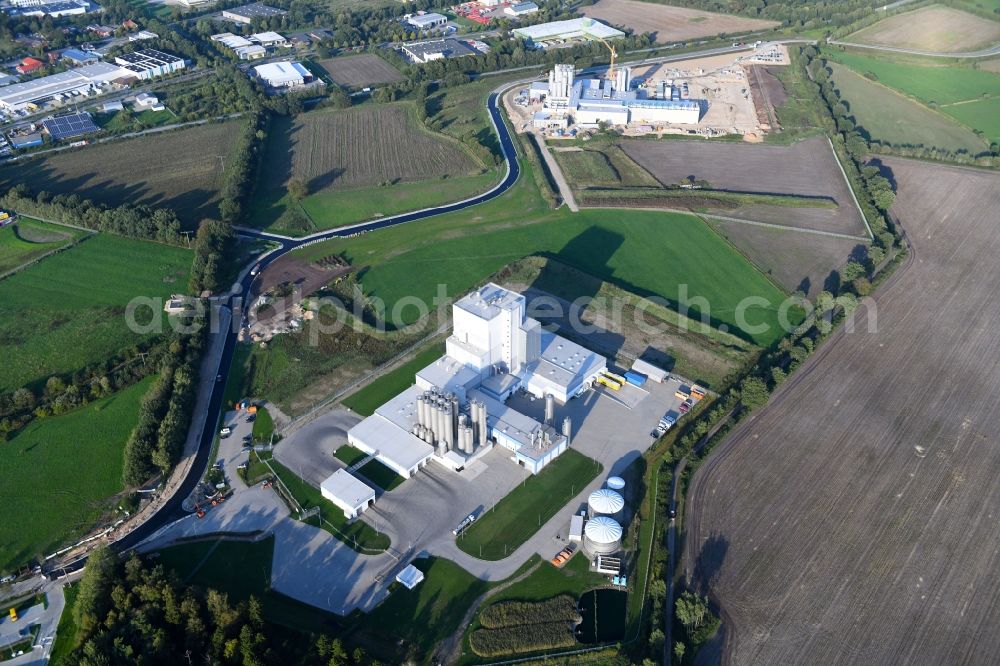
[{"left": 220, "top": 426, "right": 232, "bottom": 437}]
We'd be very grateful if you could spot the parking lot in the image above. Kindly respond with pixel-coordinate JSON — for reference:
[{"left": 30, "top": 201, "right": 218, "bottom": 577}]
[{"left": 273, "top": 409, "right": 363, "bottom": 487}]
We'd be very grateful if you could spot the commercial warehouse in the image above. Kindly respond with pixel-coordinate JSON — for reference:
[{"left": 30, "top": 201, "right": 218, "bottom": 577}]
[
  {"left": 406, "top": 12, "right": 448, "bottom": 30},
  {"left": 400, "top": 38, "right": 477, "bottom": 63},
  {"left": 320, "top": 470, "right": 376, "bottom": 520},
  {"left": 513, "top": 17, "right": 624, "bottom": 43},
  {"left": 222, "top": 3, "right": 287, "bottom": 24},
  {"left": 253, "top": 61, "right": 312, "bottom": 88},
  {"left": 0, "top": 62, "right": 124, "bottom": 112},
  {"left": 114, "top": 49, "right": 186, "bottom": 80},
  {"left": 347, "top": 283, "right": 607, "bottom": 480}
]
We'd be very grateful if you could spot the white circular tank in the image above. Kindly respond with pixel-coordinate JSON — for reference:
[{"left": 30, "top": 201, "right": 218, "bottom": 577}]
[
  {"left": 588, "top": 488, "right": 625, "bottom": 517},
  {"left": 606, "top": 476, "right": 625, "bottom": 491},
  {"left": 583, "top": 516, "right": 622, "bottom": 555}
]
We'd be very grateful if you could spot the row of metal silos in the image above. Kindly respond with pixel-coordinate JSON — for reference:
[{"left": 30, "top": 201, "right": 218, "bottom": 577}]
[
  {"left": 582, "top": 476, "right": 628, "bottom": 555},
  {"left": 411, "top": 387, "right": 489, "bottom": 456}
]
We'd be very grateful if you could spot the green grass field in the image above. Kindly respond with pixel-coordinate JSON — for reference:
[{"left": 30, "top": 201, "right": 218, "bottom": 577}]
[
  {"left": 48, "top": 583, "right": 79, "bottom": 665},
  {"left": 99, "top": 108, "right": 177, "bottom": 132},
  {"left": 357, "top": 459, "right": 404, "bottom": 491},
  {"left": 268, "top": 458, "right": 390, "bottom": 551},
  {"left": 0, "top": 377, "right": 154, "bottom": 571},
  {"left": 252, "top": 406, "right": 275, "bottom": 442},
  {"left": 0, "top": 219, "right": 84, "bottom": 275},
  {"left": 295, "top": 161, "right": 791, "bottom": 346},
  {"left": 486, "top": 554, "right": 606, "bottom": 604},
  {"left": 333, "top": 444, "right": 368, "bottom": 466},
  {"left": 457, "top": 449, "right": 603, "bottom": 560},
  {"left": 156, "top": 537, "right": 274, "bottom": 601},
  {"left": 341, "top": 343, "right": 445, "bottom": 416},
  {"left": 828, "top": 62, "right": 988, "bottom": 153},
  {"left": 361, "top": 557, "right": 491, "bottom": 657},
  {"left": 0, "top": 233, "right": 191, "bottom": 393},
  {"left": 826, "top": 50, "right": 1000, "bottom": 144}
]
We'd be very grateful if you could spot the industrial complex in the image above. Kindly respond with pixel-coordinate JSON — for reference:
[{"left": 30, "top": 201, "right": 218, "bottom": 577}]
[
  {"left": 513, "top": 17, "right": 625, "bottom": 45},
  {"left": 346, "top": 283, "right": 607, "bottom": 479},
  {"left": 528, "top": 62, "right": 701, "bottom": 128}
]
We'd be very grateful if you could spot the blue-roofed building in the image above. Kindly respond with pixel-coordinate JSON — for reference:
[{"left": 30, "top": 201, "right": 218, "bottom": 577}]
[
  {"left": 61, "top": 48, "right": 100, "bottom": 65},
  {"left": 42, "top": 111, "right": 100, "bottom": 141}
]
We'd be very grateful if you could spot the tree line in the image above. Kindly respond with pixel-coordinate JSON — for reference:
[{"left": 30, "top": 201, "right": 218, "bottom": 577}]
[
  {"left": 121, "top": 314, "right": 205, "bottom": 487},
  {"left": 68, "top": 546, "right": 374, "bottom": 666}
]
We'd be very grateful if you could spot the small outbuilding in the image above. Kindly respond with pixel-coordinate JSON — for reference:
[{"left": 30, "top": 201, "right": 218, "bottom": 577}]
[
  {"left": 630, "top": 359, "right": 668, "bottom": 383},
  {"left": 395, "top": 564, "right": 425, "bottom": 590},
  {"left": 320, "top": 469, "right": 376, "bottom": 520}
]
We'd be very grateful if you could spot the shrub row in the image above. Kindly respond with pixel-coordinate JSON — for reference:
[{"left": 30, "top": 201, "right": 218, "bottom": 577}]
[
  {"left": 470, "top": 621, "right": 577, "bottom": 658},
  {"left": 479, "top": 595, "right": 580, "bottom": 629}
]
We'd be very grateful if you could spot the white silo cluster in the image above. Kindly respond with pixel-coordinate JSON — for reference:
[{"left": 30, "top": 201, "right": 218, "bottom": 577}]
[
  {"left": 411, "top": 387, "right": 489, "bottom": 456},
  {"left": 587, "top": 488, "right": 625, "bottom": 519}
]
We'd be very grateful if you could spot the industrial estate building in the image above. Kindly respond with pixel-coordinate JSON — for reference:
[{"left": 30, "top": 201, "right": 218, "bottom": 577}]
[
  {"left": 113, "top": 49, "right": 186, "bottom": 80},
  {"left": 406, "top": 12, "right": 448, "bottom": 30},
  {"left": 513, "top": 17, "right": 624, "bottom": 44},
  {"left": 320, "top": 470, "right": 376, "bottom": 520},
  {"left": 505, "top": 1, "right": 538, "bottom": 16},
  {"left": 222, "top": 3, "right": 287, "bottom": 24},
  {"left": 41, "top": 111, "right": 99, "bottom": 141},
  {"left": 347, "top": 283, "right": 607, "bottom": 478},
  {"left": 532, "top": 63, "right": 701, "bottom": 128},
  {"left": 6, "top": 0, "right": 94, "bottom": 18},
  {"left": 253, "top": 61, "right": 312, "bottom": 88},
  {"left": 400, "top": 37, "right": 478, "bottom": 63},
  {"left": 0, "top": 62, "right": 123, "bottom": 112}
]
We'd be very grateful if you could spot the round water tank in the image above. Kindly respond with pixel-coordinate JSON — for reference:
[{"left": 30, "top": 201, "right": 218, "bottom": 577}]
[
  {"left": 606, "top": 476, "right": 625, "bottom": 491},
  {"left": 588, "top": 488, "right": 624, "bottom": 516},
  {"left": 583, "top": 516, "right": 622, "bottom": 555}
]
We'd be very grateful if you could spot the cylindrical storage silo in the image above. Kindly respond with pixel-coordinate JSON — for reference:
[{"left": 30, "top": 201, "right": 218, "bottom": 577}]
[
  {"left": 606, "top": 476, "right": 626, "bottom": 492},
  {"left": 545, "top": 393, "right": 555, "bottom": 425},
  {"left": 583, "top": 516, "right": 622, "bottom": 555},
  {"left": 562, "top": 416, "right": 572, "bottom": 442},
  {"left": 588, "top": 488, "right": 625, "bottom": 519},
  {"left": 478, "top": 401, "right": 489, "bottom": 445}
]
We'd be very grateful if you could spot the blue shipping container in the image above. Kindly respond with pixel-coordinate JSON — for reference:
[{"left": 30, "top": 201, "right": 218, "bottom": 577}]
[{"left": 624, "top": 371, "right": 647, "bottom": 386}]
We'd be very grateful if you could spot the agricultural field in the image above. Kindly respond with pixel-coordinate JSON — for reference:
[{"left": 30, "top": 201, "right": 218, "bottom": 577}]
[
  {"left": 828, "top": 62, "right": 989, "bottom": 153},
  {"left": 294, "top": 164, "right": 794, "bottom": 346},
  {"left": 317, "top": 54, "right": 403, "bottom": 89},
  {"left": 0, "top": 218, "right": 85, "bottom": 276},
  {"left": 846, "top": 4, "right": 1000, "bottom": 52},
  {"left": 0, "top": 377, "right": 154, "bottom": 571},
  {"left": 619, "top": 136, "right": 869, "bottom": 235},
  {"left": 705, "top": 218, "right": 865, "bottom": 296},
  {"left": 0, "top": 234, "right": 191, "bottom": 391},
  {"left": 825, "top": 50, "right": 1000, "bottom": 145},
  {"left": 580, "top": 0, "right": 778, "bottom": 43},
  {"left": 0, "top": 233, "right": 191, "bottom": 393},
  {"left": 685, "top": 158, "right": 1000, "bottom": 664},
  {"left": 0, "top": 121, "right": 240, "bottom": 226},
  {"left": 249, "top": 103, "right": 495, "bottom": 233}
]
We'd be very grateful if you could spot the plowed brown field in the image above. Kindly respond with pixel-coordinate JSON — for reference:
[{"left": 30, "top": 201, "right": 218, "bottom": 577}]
[{"left": 684, "top": 157, "right": 1000, "bottom": 664}]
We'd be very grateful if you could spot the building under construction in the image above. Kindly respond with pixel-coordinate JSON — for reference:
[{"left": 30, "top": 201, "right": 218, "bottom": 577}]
[{"left": 346, "top": 283, "right": 606, "bottom": 477}]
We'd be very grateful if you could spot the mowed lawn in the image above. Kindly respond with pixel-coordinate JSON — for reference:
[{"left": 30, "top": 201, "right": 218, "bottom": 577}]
[
  {"left": 0, "top": 233, "right": 191, "bottom": 392},
  {"left": 249, "top": 103, "right": 496, "bottom": 233},
  {"left": 296, "top": 163, "right": 792, "bottom": 346},
  {"left": 826, "top": 50, "right": 1000, "bottom": 144},
  {"left": 0, "top": 377, "right": 154, "bottom": 570},
  {"left": 0, "top": 219, "right": 84, "bottom": 275},
  {"left": 828, "top": 63, "right": 987, "bottom": 153},
  {"left": 0, "top": 121, "right": 241, "bottom": 225},
  {"left": 457, "top": 449, "right": 602, "bottom": 560},
  {"left": 342, "top": 343, "right": 445, "bottom": 416}
]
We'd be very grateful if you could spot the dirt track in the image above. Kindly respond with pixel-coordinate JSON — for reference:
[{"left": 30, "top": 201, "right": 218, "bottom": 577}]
[{"left": 684, "top": 158, "right": 1000, "bottom": 664}]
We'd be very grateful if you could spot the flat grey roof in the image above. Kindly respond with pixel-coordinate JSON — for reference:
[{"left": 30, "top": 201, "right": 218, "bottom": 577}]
[
  {"left": 320, "top": 469, "right": 375, "bottom": 507},
  {"left": 350, "top": 413, "right": 434, "bottom": 471},
  {"left": 455, "top": 282, "right": 524, "bottom": 321}
]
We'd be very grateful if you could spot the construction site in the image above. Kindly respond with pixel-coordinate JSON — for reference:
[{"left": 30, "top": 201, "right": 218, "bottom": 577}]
[{"left": 506, "top": 42, "right": 790, "bottom": 140}]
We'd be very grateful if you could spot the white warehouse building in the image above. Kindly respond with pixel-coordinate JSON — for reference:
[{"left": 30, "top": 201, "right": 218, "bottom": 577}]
[
  {"left": 347, "top": 283, "right": 607, "bottom": 479},
  {"left": 320, "top": 469, "right": 376, "bottom": 520}
]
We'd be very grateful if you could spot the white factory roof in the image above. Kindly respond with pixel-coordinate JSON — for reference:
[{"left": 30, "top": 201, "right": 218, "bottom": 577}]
[
  {"left": 514, "top": 17, "right": 625, "bottom": 42},
  {"left": 212, "top": 32, "right": 254, "bottom": 48},
  {"left": 585, "top": 516, "right": 623, "bottom": 543},
  {"left": 526, "top": 331, "right": 606, "bottom": 392},
  {"left": 416, "top": 356, "right": 481, "bottom": 395},
  {"left": 455, "top": 282, "right": 525, "bottom": 321},
  {"left": 588, "top": 488, "right": 624, "bottom": 514},
  {"left": 408, "top": 11, "right": 448, "bottom": 26},
  {"left": 254, "top": 61, "right": 309, "bottom": 84},
  {"left": 374, "top": 384, "right": 423, "bottom": 431},
  {"left": 468, "top": 388, "right": 563, "bottom": 461},
  {"left": 0, "top": 61, "right": 123, "bottom": 108},
  {"left": 606, "top": 476, "right": 626, "bottom": 491},
  {"left": 349, "top": 413, "right": 434, "bottom": 471},
  {"left": 320, "top": 469, "right": 375, "bottom": 507},
  {"left": 251, "top": 31, "right": 285, "bottom": 43}
]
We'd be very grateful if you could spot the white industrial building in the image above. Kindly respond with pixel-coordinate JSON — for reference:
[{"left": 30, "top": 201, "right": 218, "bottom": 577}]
[
  {"left": 113, "top": 49, "right": 186, "bottom": 80},
  {"left": 212, "top": 33, "right": 254, "bottom": 49},
  {"left": 320, "top": 469, "right": 376, "bottom": 520},
  {"left": 504, "top": 1, "right": 538, "bottom": 16},
  {"left": 406, "top": 12, "right": 448, "bottom": 30},
  {"left": 513, "top": 17, "right": 624, "bottom": 44},
  {"left": 347, "top": 283, "right": 607, "bottom": 480},
  {"left": 253, "top": 61, "right": 311, "bottom": 88},
  {"left": 10, "top": 0, "right": 91, "bottom": 18},
  {"left": 533, "top": 64, "right": 701, "bottom": 128},
  {"left": 0, "top": 62, "right": 125, "bottom": 112},
  {"left": 251, "top": 31, "right": 287, "bottom": 47}
]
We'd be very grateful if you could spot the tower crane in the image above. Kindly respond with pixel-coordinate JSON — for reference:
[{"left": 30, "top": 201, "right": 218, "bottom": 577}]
[{"left": 592, "top": 34, "right": 618, "bottom": 82}]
